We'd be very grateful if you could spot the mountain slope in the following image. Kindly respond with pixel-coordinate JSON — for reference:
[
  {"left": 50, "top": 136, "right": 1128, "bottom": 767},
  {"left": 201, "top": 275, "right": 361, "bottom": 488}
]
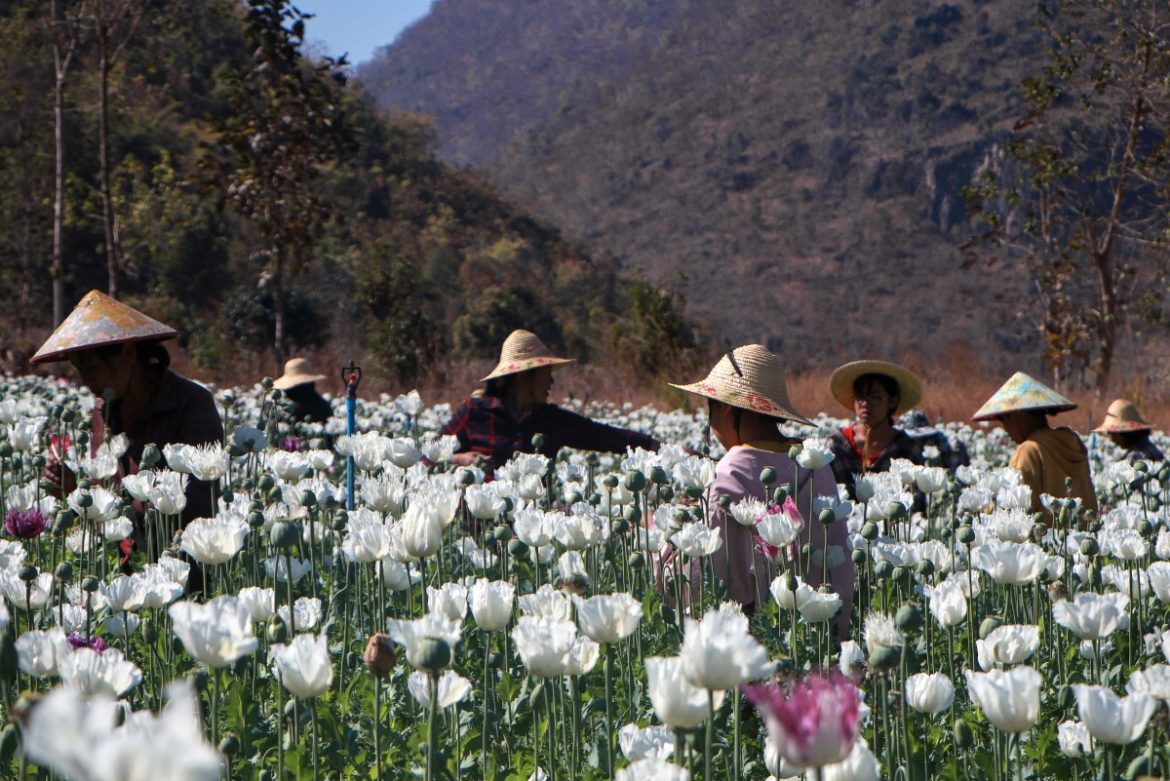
[{"left": 361, "top": 0, "right": 1044, "bottom": 368}]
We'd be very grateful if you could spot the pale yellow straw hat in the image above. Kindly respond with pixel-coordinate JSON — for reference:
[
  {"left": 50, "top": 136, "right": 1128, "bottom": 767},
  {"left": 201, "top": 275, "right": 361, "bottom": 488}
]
[
  {"left": 1092, "top": 399, "right": 1152, "bottom": 434},
  {"left": 31, "top": 290, "right": 177, "bottom": 364},
  {"left": 480, "top": 329, "right": 575, "bottom": 382},
  {"left": 273, "top": 357, "right": 327, "bottom": 390},
  {"left": 829, "top": 360, "right": 923, "bottom": 416},
  {"left": 669, "top": 344, "right": 812, "bottom": 425}
]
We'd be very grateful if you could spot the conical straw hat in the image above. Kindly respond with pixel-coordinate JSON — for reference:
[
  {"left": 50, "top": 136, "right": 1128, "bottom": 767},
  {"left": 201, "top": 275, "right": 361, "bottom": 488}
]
[
  {"left": 274, "top": 357, "right": 327, "bottom": 390},
  {"left": 1092, "top": 399, "right": 1152, "bottom": 433},
  {"left": 828, "top": 360, "right": 923, "bottom": 417},
  {"left": 31, "top": 290, "right": 177, "bottom": 364},
  {"left": 480, "top": 329, "right": 575, "bottom": 382},
  {"left": 971, "top": 371, "right": 1077, "bottom": 421},
  {"left": 669, "top": 344, "right": 812, "bottom": 425}
]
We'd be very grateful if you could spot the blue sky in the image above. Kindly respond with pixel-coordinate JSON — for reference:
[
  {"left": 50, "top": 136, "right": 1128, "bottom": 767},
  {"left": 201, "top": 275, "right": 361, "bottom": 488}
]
[{"left": 296, "top": 0, "right": 435, "bottom": 65}]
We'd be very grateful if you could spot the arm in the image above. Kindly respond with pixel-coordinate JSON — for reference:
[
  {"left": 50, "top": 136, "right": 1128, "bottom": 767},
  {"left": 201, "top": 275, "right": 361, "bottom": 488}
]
[
  {"left": 1008, "top": 441, "right": 1045, "bottom": 513},
  {"left": 176, "top": 386, "right": 225, "bottom": 525},
  {"left": 705, "top": 454, "right": 761, "bottom": 609},
  {"left": 529, "top": 405, "right": 658, "bottom": 455}
]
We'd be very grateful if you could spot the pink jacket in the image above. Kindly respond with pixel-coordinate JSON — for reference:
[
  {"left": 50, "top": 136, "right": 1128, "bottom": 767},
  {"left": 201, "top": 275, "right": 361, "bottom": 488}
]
[{"left": 707, "top": 445, "right": 854, "bottom": 637}]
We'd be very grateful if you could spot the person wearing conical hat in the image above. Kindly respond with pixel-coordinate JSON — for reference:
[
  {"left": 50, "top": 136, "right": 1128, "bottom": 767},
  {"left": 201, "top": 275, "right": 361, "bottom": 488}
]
[
  {"left": 1093, "top": 399, "right": 1164, "bottom": 464},
  {"left": 440, "top": 329, "right": 658, "bottom": 470},
  {"left": 669, "top": 345, "right": 853, "bottom": 634},
  {"left": 273, "top": 357, "right": 332, "bottom": 424},
  {"left": 825, "top": 360, "right": 927, "bottom": 499},
  {"left": 972, "top": 372, "right": 1098, "bottom": 515},
  {"left": 33, "top": 291, "right": 224, "bottom": 530}
]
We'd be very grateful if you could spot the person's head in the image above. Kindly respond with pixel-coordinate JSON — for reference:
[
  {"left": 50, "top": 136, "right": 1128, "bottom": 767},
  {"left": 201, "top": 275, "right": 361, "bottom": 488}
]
[
  {"left": 485, "top": 366, "right": 554, "bottom": 412},
  {"left": 852, "top": 373, "right": 900, "bottom": 429},
  {"left": 479, "top": 329, "right": 572, "bottom": 405},
  {"left": 68, "top": 340, "right": 169, "bottom": 400},
  {"left": 997, "top": 409, "right": 1049, "bottom": 445},
  {"left": 1107, "top": 429, "right": 1149, "bottom": 450}
]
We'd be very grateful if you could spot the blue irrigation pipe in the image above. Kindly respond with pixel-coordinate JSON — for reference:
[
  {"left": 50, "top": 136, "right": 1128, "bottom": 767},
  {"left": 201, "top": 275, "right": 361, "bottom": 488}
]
[{"left": 341, "top": 362, "right": 362, "bottom": 511}]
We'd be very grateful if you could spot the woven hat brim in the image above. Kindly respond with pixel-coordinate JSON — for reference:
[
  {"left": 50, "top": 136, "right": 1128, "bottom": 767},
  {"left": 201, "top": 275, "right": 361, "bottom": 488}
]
[
  {"left": 829, "top": 360, "right": 923, "bottom": 416},
  {"left": 480, "top": 357, "right": 575, "bottom": 383},
  {"left": 668, "top": 381, "right": 814, "bottom": 427},
  {"left": 1092, "top": 420, "right": 1151, "bottom": 433},
  {"left": 273, "top": 372, "right": 328, "bottom": 390},
  {"left": 971, "top": 401, "right": 1078, "bottom": 422},
  {"left": 31, "top": 331, "right": 176, "bottom": 364},
  {"left": 31, "top": 290, "right": 178, "bottom": 364}
]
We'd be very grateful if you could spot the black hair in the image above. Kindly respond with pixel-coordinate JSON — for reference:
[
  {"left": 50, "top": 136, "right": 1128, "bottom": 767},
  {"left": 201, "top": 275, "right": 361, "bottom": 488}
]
[
  {"left": 483, "top": 376, "right": 512, "bottom": 398},
  {"left": 1113, "top": 429, "right": 1151, "bottom": 449},
  {"left": 853, "top": 373, "right": 900, "bottom": 426}
]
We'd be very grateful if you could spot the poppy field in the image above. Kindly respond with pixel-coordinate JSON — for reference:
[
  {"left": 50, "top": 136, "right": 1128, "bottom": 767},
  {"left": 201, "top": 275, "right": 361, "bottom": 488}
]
[{"left": 0, "top": 375, "right": 1167, "bottom": 781}]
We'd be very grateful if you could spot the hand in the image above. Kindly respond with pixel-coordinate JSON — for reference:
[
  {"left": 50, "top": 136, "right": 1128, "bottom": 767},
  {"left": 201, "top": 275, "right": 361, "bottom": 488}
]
[
  {"left": 42, "top": 456, "right": 77, "bottom": 498},
  {"left": 450, "top": 451, "right": 484, "bottom": 468}
]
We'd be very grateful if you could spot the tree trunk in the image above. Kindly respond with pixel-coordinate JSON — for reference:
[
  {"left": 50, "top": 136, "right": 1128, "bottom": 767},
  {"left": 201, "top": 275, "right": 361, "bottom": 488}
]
[
  {"left": 96, "top": 0, "right": 120, "bottom": 299},
  {"left": 273, "top": 249, "right": 287, "bottom": 366},
  {"left": 52, "top": 38, "right": 68, "bottom": 326},
  {"left": 1095, "top": 250, "right": 1117, "bottom": 398}
]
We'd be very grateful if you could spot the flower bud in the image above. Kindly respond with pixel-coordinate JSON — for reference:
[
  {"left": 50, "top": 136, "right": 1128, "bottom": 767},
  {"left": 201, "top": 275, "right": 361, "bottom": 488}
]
[
  {"left": 759, "top": 466, "right": 777, "bottom": 486},
  {"left": 266, "top": 616, "right": 290, "bottom": 644},
  {"left": 953, "top": 718, "right": 974, "bottom": 749},
  {"left": 979, "top": 616, "right": 1003, "bottom": 640},
  {"left": 868, "top": 645, "right": 901, "bottom": 670},
  {"left": 895, "top": 602, "right": 924, "bottom": 632},
  {"left": 885, "top": 501, "right": 907, "bottom": 520},
  {"left": 851, "top": 549, "right": 867, "bottom": 565},
  {"left": 18, "top": 565, "right": 37, "bottom": 582},
  {"left": 817, "top": 508, "right": 836, "bottom": 525},
  {"left": 624, "top": 506, "right": 642, "bottom": 524},
  {"left": 873, "top": 561, "right": 893, "bottom": 581},
  {"left": 685, "top": 486, "right": 704, "bottom": 500},
  {"left": 611, "top": 518, "right": 629, "bottom": 535},
  {"left": 141, "top": 443, "right": 162, "bottom": 469},
  {"left": 54, "top": 561, "right": 73, "bottom": 581},
  {"left": 530, "top": 433, "right": 545, "bottom": 450},
  {"left": 507, "top": 538, "right": 528, "bottom": 559},
  {"left": 258, "top": 475, "right": 276, "bottom": 492},
  {"left": 363, "top": 633, "right": 397, "bottom": 678},
  {"left": 773, "top": 485, "right": 791, "bottom": 504},
  {"left": 219, "top": 734, "right": 241, "bottom": 756},
  {"left": 75, "top": 493, "right": 93, "bottom": 509},
  {"left": 860, "top": 522, "right": 879, "bottom": 541},
  {"left": 141, "top": 619, "right": 157, "bottom": 644},
  {"left": 1057, "top": 683, "right": 1074, "bottom": 709},
  {"left": 1125, "top": 756, "right": 1151, "bottom": 781},
  {"left": 495, "top": 525, "right": 513, "bottom": 542},
  {"left": 81, "top": 576, "right": 100, "bottom": 593},
  {"left": 649, "top": 466, "right": 669, "bottom": 485},
  {"left": 659, "top": 486, "right": 675, "bottom": 502},
  {"left": 890, "top": 566, "right": 907, "bottom": 582},
  {"left": 270, "top": 521, "right": 299, "bottom": 549},
  {"left": 956, "top": 526, "right": 975, "bottom": 545},
  {"left": 1079, "top": 538, "right": 1099, "bottom": 557},
  {"left": 915, "top": 560, "right": 935, "bottom": 578},
  {"left": 300, "top": 490, "right": 317, "bottom": 508},
  {"left": 624, "top": 471, "right": 647, "bottom": 492}
]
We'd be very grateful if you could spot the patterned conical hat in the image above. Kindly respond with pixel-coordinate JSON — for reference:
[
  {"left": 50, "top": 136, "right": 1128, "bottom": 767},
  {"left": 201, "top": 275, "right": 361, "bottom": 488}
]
[
  {"left": 31, "top": 290, "right": 177, "bottom": 364},
  {"left": 480, "top": 330, "right": 575, "bottom": 382},
  {"left": 1092, "top": 399, "right": 1152, "bottom": 433},
  {"left": 828, "top": 360, "right": 923, "bottom": 416},
  {"left": 668, "top": 344, "right": 812, "bottom": 425},
  {"left": 971, "top": 371, "right": 1077, "bottom": 421}
]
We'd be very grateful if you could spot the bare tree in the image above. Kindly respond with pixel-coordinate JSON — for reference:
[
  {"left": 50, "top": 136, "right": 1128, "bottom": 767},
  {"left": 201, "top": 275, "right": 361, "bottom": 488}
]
[{"left": 47, "top": 0, "right": 84, "bottom": 325}]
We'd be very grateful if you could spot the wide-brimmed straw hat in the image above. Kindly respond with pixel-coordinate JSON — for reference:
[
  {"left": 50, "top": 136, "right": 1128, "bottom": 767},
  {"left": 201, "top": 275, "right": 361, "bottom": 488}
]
[
  {"left": 668, "top": 344, "right": 812, "bottom": 425},
  {"left": 971, "top": 371, "right": 1077, "bottom": 422},
  {"left": 274, "top": 357, "right": 327, "bottom": 390},
  {"left": 480, "top": 329, "right": 575, "bottom": 382},
  {"left": 1093, "top": 399, "right": 1152, "bottom": 434},
  {"left": 829, "top": 360, "right": 923, "bottom": 416},
  {"left": 31, "top": 290, "right": 177, "bottom": 364}
]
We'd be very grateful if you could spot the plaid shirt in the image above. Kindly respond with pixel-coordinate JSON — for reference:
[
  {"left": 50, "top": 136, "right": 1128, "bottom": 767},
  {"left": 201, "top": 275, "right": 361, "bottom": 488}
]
[
  {"left": 828, "top": 425, "right": 924, "bottom": 500},
  {"left": 441, "top": 395, "right": 658, "bottom": 469}
]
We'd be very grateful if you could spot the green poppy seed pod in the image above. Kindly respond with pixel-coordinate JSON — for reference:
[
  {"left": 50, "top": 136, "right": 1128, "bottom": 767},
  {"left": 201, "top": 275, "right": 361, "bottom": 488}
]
[
  {"left": 52, "top": 510, "right": 75, "bottom": 534},
  {"left": 1138, "top": 520, "right": 1154, "bottom": 537},
  {"left": 851, "top": 549, "right": 867, "bottom": 565},
  {"left": 495, "top": 525, "right": 513, "bottom": 542},
  {"left": 171, "top": 636, "right": 185, "bottom": 655},
  {"left": 415, "top": 637, "right": 452, "bottom": 673},
  {"left": 564, "top": 490, "right": 582, "bottom": 505},
  {"left": 659, "top": 603, "right": 675, "bottom": 625},
  {"left": 0, "top": 626, "right": 16, "bottom": 683},
  {"left": 1079, "top": 538, "right": 1099, "bottom": 557},
  {"left": 915, "top": 560, "right": 935, "bottom": 578},
  {"left": 773, "top": 485, "right": 791, "bottom": 504},
  {"left": 261, "top": 377, "right": 274, "bottom": 390},
  {"left": 895, "top": 602, "right": 924, "bottom": 632},
  {"left": 624, "top": 505, "right": 642, "bottom": 524},
  {"left": 885, "top": 501, "right": 907, "bottom": 520},
  {"left": 717, "top": 494, "right": 733, "bottom": 511},
  {"left": 602, "top": 475, "right": 619, "bottom": 490},
  {"left": 530, "top": 433, "right": 545, "bottom": 450},
  {"left": 450, "top": 468, "right": 473, "bottom": 488},
  {"left": 1057, "top": 684, "right": 1074, "bottom": 709},
  {"left": 773, "top": 655, "right": 794, "bottom": 675},
  {"left": 1087, "top": 562, "right": 1102, "bottom": 587},
  {"left": 979, "top": 616, "right": 1003, "bottom": 640},
  {"left": 818, "top": 507, "right": 836, "bottom": 525},
  {"left": 258, "top": 475, "right": 276, "bottom": 492},
  {"left": 227, "top": 444, "right": 245, "bottom": 459},
  {"left": 219, "top": 734, "right": 241, "bottom": 756},
  {"left": 611, "top": 518, "right": 630, "bottom": 536},
  {"left": 331, "top": 515, "right": 348, "bottom": 533},
  {"left": 1134, "top": 460, "right": 1149, "bottom": 474},
  {"left": 0, "top": 724, "right": 18, "bottom": 765},
  {"left": 873, "top": 561, "right": 893, "bottom": 580},
  {"left": 624, "top": 470, "right": 647, "bottom": 492},
  {"left": 529, "top": 681, "right": 549, "bottom": 711},
  {"left": 266, "top": 616, "right": 290, "bottom": 644},
  {"left": 220, "top": 489, "right": 234, "bottom": 505},
  {"left": 269, "top": 521, "right": 299, "bottom": 549},
  {"left": 301, "top": 490, "right": 317, "bottom": 508},
  {"left": 247, "top": 511, "right": 267, "bottom": 530},
  {"left": 649, "top": 466, "right": 669, "bottom": 485},
  {"left": 17, "top": 565, "right": 37, "bottom": 582},
  {"left": 787, "top": 445, "right": 802, "bottom": 460},
  {"left": 868, "top": 645, "right": 901, "bottom": 671},
  {"left": 587, "top": 492, "right": 602, "bottom": 506},
  {"left": 1057, "top": 507, "right": 1071, "bottom": 527},
  {"left": 0, "top": 443, "right": 11, "bottom": 459},
  {"left": 507, "top": 538, "right": 528, "bottom": 559},
  {"left": 956, "top": 526, "right": 976, "bottom": 545},
  {"left": 860, "top": 522, "right": 879, "bottom": 541},
  {"left": 75, "top": 432, "right": 89, "bottom": 450},
  {"left": 1160, "top": 464, "right": 1170, "bottom": 482},
  {"left": 140, "top": 443, "right": 162, "bottom": 469},
  {"left": 628, "top": 551, "right": 645, "bottom": 570},
  {"left": 784, "top": 572, "right": 798, "bottom": 591},
  {"left": 54, "top": 561, "right": 73, "bottom": 582},
  {"left": 759, "top": 466, "right": 777, "bottom": 486},
  {"left": 271, "top": 388, "right": 283, "bottom": 401},
  {"left": 658, "top": 485, "right": 675, "bottom": 502},
  {"left": 267, "top": 487, "right": 283, "bottom": 504},
  {"left": 81, "top": 576, "right": 100, "bottom": 593},
  {"left": 890, "top": 566, "right": 907, "bottom": 582},
  {"left": 952, "top": 719, "right": 974, "bottom": 749},
  {"left": 75, "top": 493, "right": 93, "bottom": 509},
  {"left": 191, "top": 669, "right": 210, "bottom": 693},
  {"left": 685, "top": 486, "right": 704, "bottom": 500},
  {"left": 141, "top": 618, "right": 157, "bottom": 644}
]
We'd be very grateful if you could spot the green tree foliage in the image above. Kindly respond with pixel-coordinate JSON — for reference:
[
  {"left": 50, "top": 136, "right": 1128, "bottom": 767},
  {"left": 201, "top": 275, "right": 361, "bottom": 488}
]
[
  {"left": 610, "top": 278, "right": 700, "bottom": 380},
  {"left": 964, "top": 0, "right": 1170, "bottom": 392}
]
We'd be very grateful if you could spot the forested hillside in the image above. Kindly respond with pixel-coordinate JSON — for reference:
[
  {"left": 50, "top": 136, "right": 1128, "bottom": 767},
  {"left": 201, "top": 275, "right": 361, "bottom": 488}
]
[
  {"left": 361, "top": 0, "right": 1050, "bottom": 370},
  {"left": 0, "top": 0, "right": 676, "bottom": 385}
]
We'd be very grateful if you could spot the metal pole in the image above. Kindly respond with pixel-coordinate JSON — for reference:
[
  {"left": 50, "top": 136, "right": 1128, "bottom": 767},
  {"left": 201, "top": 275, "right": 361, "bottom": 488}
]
[{"left": 341, "top": 362, "right": 362, "bottom": 511}]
